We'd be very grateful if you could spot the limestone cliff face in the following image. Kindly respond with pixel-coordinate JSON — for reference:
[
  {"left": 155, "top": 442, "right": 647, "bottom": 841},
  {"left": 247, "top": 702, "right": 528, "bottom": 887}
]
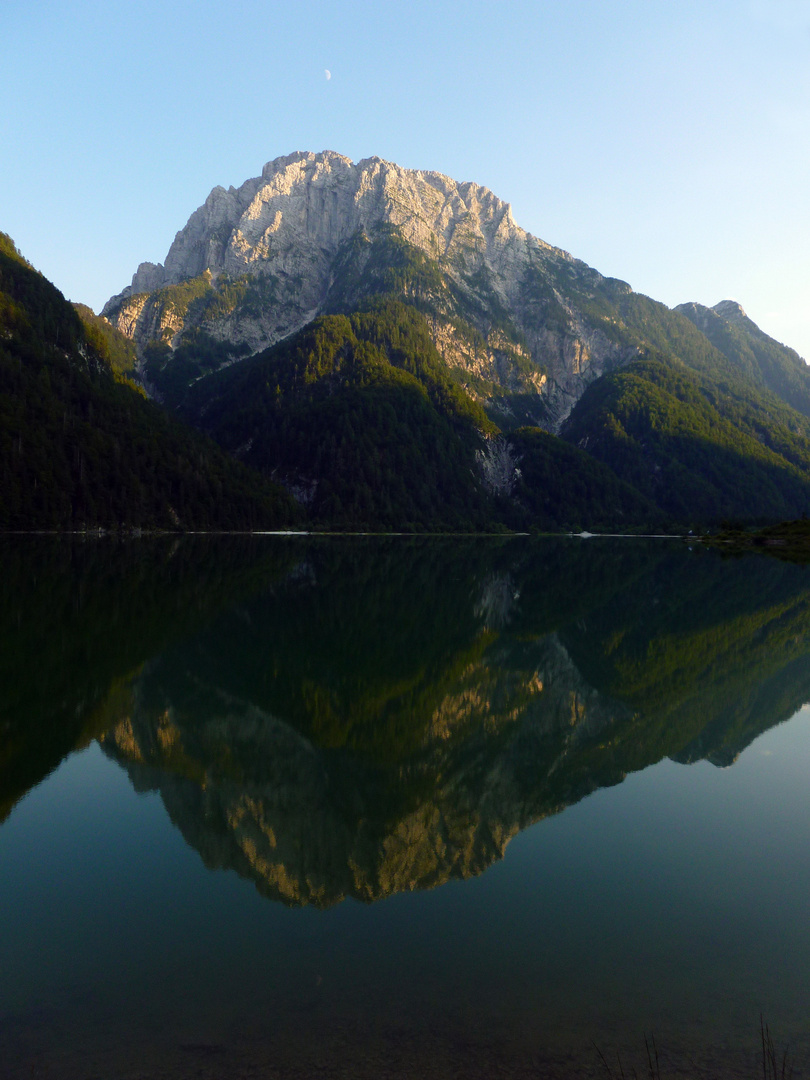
[
  {"left": 103, "top": 151, "right": 636, "bottom": 428},
  {"left": 110, "top": 151, "right": 532, "bottom": 300}
]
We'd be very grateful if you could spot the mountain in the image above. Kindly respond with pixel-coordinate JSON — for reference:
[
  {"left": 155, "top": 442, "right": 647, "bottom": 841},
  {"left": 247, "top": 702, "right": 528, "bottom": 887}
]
[
  {"left": 97, "top": 151, "right": 810, "bottom": 529},
  {"left": 102, "top": 151, "right": 809, "bottom": 431},
  {"left": 0, "top": 233, "right": 296, "bottom": 530},
  {"left": 102, "top": 150, "right": 648, "bottom": 429}
]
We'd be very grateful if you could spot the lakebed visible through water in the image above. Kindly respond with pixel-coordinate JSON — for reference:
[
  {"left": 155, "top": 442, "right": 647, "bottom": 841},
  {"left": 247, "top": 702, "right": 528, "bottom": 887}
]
[{"left": 1, "top": 535, "right": 810, "bottom": 1079}]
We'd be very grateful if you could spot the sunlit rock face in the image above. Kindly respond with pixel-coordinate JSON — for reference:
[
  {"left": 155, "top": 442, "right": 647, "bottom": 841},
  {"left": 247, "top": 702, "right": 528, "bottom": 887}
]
[
  {"left": 130, "top": 152, "right": 526, "bottom": 292},
  {"left": 103, "top": 151, "right": 639, "bottom": 428}
]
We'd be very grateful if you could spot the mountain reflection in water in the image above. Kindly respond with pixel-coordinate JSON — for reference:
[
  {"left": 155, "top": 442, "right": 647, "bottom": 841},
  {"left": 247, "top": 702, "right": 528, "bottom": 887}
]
[{"left": 4, "top": 535, "right": 809, "bottom": 909}]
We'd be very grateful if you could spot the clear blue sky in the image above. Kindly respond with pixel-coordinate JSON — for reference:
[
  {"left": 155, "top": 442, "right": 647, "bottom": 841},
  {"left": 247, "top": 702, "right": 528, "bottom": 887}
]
[{"left": 2, "top": 0, "right": 809, "bottom": 358}]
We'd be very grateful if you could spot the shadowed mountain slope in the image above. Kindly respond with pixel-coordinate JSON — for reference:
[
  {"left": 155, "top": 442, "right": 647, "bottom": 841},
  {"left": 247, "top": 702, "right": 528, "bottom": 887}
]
[
  {"left": 677, "top": 299, "right": 810, "bottom": 418},
  {"left": 0, "top": 233, "right": 296, "bottom": 530}
]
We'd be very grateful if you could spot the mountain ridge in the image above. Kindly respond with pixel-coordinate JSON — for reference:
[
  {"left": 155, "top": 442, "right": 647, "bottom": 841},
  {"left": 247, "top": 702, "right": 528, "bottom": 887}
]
[{"left": 676, "top": 297, "right": 810, "bottom": 418}]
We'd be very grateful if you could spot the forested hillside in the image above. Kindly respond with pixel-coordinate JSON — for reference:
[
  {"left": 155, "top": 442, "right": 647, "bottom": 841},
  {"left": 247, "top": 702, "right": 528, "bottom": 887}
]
[
  {"left": 561, "top": 352, "right": 810, "bottom": 522},
  {"left": 0, "top": 234, "right": 296, "bottom": 530},
  {"left": 178, "top": 302, "right": 499, "bottom": 530}
]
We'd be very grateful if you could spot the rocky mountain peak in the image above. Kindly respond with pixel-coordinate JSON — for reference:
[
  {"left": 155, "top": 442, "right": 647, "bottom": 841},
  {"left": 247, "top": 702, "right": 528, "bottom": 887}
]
[
  {"left": 712, "top": 299, "right": 748, "bottom": 322},
  {"left": 107, "top": 150, "right": 530, "bottom": 308}
]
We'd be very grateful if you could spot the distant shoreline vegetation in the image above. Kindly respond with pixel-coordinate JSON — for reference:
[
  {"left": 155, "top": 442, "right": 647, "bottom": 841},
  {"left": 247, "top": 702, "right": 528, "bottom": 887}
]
[{"left": 698, "top": 518, "right": 810, "bottom": 560}]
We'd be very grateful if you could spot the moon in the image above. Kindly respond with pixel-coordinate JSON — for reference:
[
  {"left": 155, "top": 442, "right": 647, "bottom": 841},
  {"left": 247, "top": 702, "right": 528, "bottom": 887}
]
[{"left": 325, "top": 69, "right": 331, "bottom": 81}]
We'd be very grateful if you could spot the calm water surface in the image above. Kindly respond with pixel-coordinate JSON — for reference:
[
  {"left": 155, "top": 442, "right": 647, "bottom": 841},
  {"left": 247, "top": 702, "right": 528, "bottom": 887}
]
[{"left": 1, "top": 535, "right": 810, "bottom": 1079}]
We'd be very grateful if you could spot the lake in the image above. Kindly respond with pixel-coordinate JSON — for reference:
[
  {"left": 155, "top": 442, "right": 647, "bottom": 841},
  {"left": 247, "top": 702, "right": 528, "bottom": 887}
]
[{"left": 1, "top": 535, "right": 810, "bottom": 1079}]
